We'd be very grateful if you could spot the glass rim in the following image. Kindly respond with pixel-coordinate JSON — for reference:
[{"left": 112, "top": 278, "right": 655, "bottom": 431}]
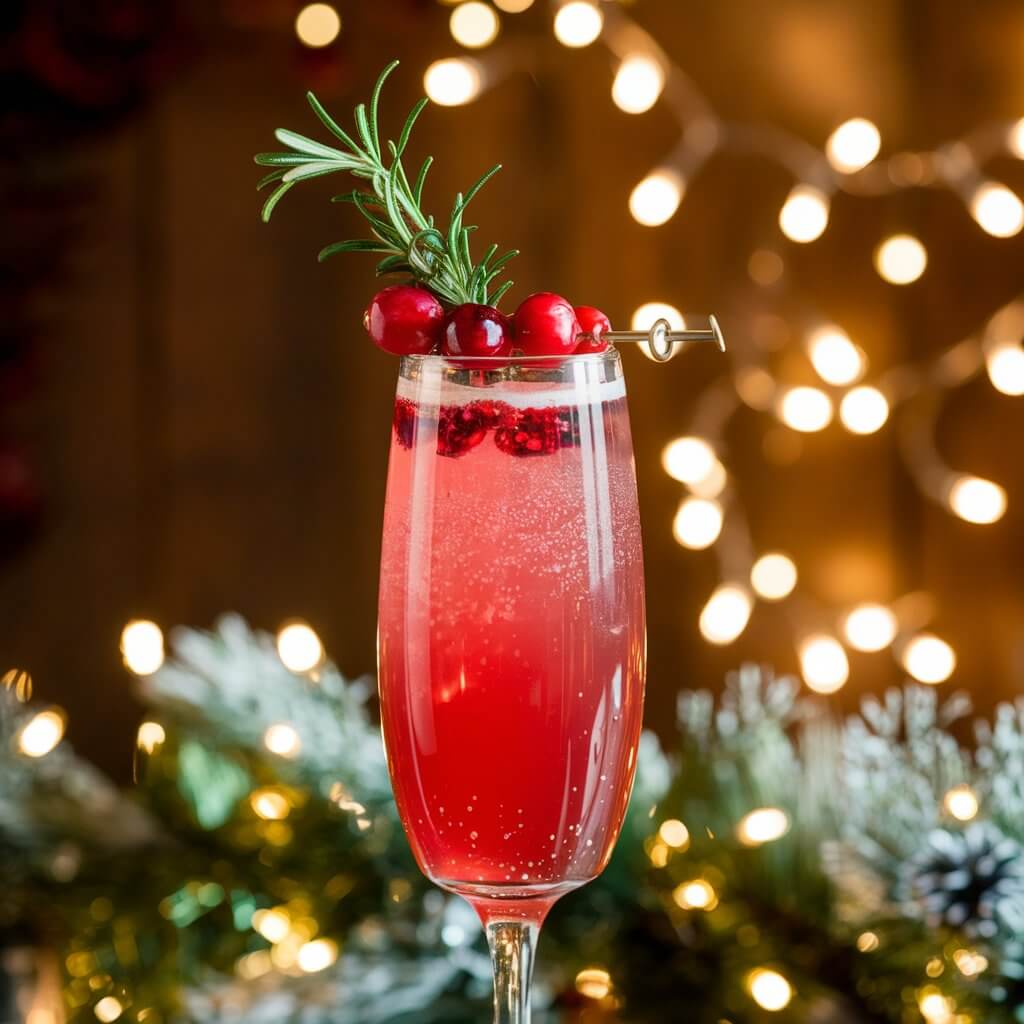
[{"left": 399, "top": 348, "right": 621, "bottom": 367}]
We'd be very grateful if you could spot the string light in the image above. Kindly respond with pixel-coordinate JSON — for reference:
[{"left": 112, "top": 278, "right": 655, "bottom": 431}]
[
  {"left": 553, "top": 1, "right": 604, "bottom": 48},
  {"left": 629, "top": 169, "right": 685, "bottom": 226},
  {"left": 986, "top": 345, "right": 1024, "bottom": 395},
  {"left": 297, "top": 938, "right": 338, "bottom": 973},
  {"left": 93, "top": 998, "right": 124, "bottom": 1023},
  {"left": 136, "top": 721, "right": 166, "bottom": 754},
  {"left": 874, "top": 234, "right": 927, "bottom": 284},
  {"left": 943, "top": 785, "right": 979, "bottom": 822},
  {"left": 901, "top": 633, "right": 956, "bottom": 684},
  {"left": 252, "top": 908, "right": 291, "bottom": 943},
  {"left": 969, "top": 182, "right": 1024, "bottom": 238},
  {"left": 747, "top": 968, "right": 793, "bottom": 1011},
  {"left": 658, "top": 819, "right": 690, "bottom": 849},
  {"left": 423, "top": 59, "right": 482, "bottom": 106},
  {"left": 673, "top": 497, "right": 723, "bottom": 549},
  {"left": 737, "top": 807, "right": 790, "bottom": 846},
  {"left": 264, "top": 723, "right": 302, "bottom": 758},
  {"left": 749, "top": 553, "right": 797, "bottom": 601},
  {"left": 611, "top": 55, "right": 665, "bottom": 115},
  {"left": 778, "top": 185, "right": 830, "bottom": 243},
  {"left": 575, "top": 968, "right": 613, "bottom": 1000},
  {"left": 251, "top": 789, "right": 291, "bottom": 821},
  {"left": 826, "top": 117, "right": 881, "bottom": 173},
  {"left": 294, "top": 4, "right": 341, "bottom": 48},
  {"left": 799, "top": 635, "right": 849, "bottom": 693},
  {"left": 661, "top": 436, "right": 717, "bottom": 485},
  {"left": 839, "top": 386, "right": 889, "bottom": 434},
  {"left": 449, "top": 2, "right": 500, "bottom": 49},
  {"left": 673, "top": 879, "right": 717, "bottom": 911},
  {"left": 120, "top": 620, "right": 165, "bottom": 676},
  {"left": 494, "top": 0, "right": 533, "bottom": 10},
  {"left": 699, "top": 585, "right": 753, "bottom": 645},
  {"left": 842, "top": 603, "right": 897, "bottom": 652},
  {"left": 276, "top": 621, "right": 324, "bottom": 672},
  {"left": 778, "top": 386, "right": 833, "bottom": 432},
  {"left": 948, "top": 475, "right": 1007, "bottom": 524},
  {"left": 17, "top": 709, "right": 65, "bottom": 758},
  {"left": 808, "top": 325, "right": 865, "bottom": 385}
]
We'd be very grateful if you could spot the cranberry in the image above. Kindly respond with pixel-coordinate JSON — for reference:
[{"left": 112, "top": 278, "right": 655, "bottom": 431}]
[
  {"left": 442, "top": 304, "right": 512, "bottom": 358},
  {"left": 574, "top": 305, "right": 611, "bottom": 353},
  {"left": 494, "top": 405, "right": 579, "bottom": 456},
  {"left": 437, "top": 401, "right": 502, "bottom": 457},
  {"left": 513, "top": 293, "right": 580, "bottom": 357},
  {"left": 393, "top": 398, "right": 417, "bottom": 448},
  {"left": 363, "top": 285, "right": 444, "bottom": 355}
]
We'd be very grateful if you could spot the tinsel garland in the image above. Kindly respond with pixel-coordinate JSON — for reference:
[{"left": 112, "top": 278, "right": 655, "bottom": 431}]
[{"left": 2, "top": 616, "right": 1023, "bottom": 1023}]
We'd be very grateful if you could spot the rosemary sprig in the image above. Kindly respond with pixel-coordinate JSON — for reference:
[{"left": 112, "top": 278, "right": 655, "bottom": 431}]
[{"left": 254, "top": 60, "right": 518, "bottom": 307}]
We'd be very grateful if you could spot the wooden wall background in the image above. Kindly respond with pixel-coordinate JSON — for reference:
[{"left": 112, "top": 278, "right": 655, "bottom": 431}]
[{"left": 3, "top": 0, "right": 1024, "bottom": 780}]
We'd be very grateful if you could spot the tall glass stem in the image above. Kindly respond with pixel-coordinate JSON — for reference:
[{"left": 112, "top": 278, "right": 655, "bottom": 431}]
[{"left": 486, "top": 920, "right": 538, "bottom": 1024}]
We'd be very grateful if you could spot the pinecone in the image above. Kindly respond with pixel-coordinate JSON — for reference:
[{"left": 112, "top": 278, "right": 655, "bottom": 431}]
[{"left": 898, "top": 823, "right": 1024, "bottom": 939}]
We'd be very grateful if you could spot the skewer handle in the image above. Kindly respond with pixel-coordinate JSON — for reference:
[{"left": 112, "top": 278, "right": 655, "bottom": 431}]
[{"left": 596, "top": 315, "right": 725, "bottom": 362}]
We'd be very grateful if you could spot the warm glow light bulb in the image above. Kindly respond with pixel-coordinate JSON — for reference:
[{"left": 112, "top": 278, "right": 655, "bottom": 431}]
[
  {"left": 839, "top": 386, "right": 889, "bottom": 434},
  {"left": 750, "top": 553, "right": 797, "bottom": 601},
  {"left": 629, "top": 169, "right": 685, "bottom": 226},
  {"left": 737, "top": 807, "right": 790, "bottom": 846},
  {"left": 423, "top": 59, "right": 482, "bottom": 106},
  {"left": 553, "top": 1, "right": 603, "bottom": 48},
  {"left": 986, "top": 345, "right": 1024, "bottom": 395},
  {"left": 673, "top": 497, "right": 723, "bottom": 549},
  {"left": 778, "top": 387, "right": 833, "bottom": 432},
  {"left": 264, "top": 723, "right": 302, "bottom": 758},
  {"left": 944, "top": 784, "right": 979, "bottom": 822},
  {"left": 799, "top": 635, "right": 849, "bottom": 693},
  {"left": 970, "top": 182, "right": 1024, "bottom": 238},
  {"left": 661, "top": 437, "right": 717, "bottom": 485},
  {"left": 93, "top": 998, "right": 124, "bottom": 1024},
  {"left": 808, "top": 325, "right": 865, "bottom": 385},
  {"left": 699, "top": 585, "right": 753, "bottom": 645},
  {"left": 918, "top": 990, "right": 954, "bottom": 1023},
  {"left": 121, "top": 619, "right": 165, "bottom": 676},
  {"left": 748, "top": 968, "right": 793, "bottom": 1011},
  {"left": 842, "top": 603, "right": 897, "bottom": 652},
  {"left": 874, "top": 234, "right": 927, "bottom": 284},
  {"left": 294, "top": 4, "right": 341, "bottom": 48},
  {"left": 18, "top": 709, "right": 65, "bottom": 758},
  {"left": 277, "top": 621, "right": 324, "bottom": 672},
  {"left": 826, "top": 117, "right": 882, "bottom": 173},
  {"left": 137, "top": 720, "right": 166, "bottom": 754},
  {"left": 902, "top": 634, "right": 956, "bottom": 684},
  {"left": 1009, "top": 119, "right": 1024, "bottom": 159},
  {"left": 297, "top": 939, "right": 338, "bottom": 973},
  {"left": 673, "top": 879, "right": 717, "bottom": 910},
  {"left": 778, "top": 185, "right": 830, "bottom": 243},
  {"left": 449, "top": 1, "right": 500, "bottom": 48},
  {"left": 658, "top": 819, "right": 690, "bottom": 849},
  {"left": 948, "top": 475, "right": 1007, "bottom": 524},
  {"left": 612, "top": 55, "right": 665, "bottom": 114}
]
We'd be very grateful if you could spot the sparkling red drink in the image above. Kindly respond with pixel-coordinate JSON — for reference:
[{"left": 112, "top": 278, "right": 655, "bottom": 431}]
[{"left": 378, "top": 351, "right": 646, "bottom": 924}]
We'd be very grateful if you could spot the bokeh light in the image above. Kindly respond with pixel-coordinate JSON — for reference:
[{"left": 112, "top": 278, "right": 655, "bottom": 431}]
[
  {"left": 658, "top": 819, "right": 690, "bottom": 849},
  {"left": 575, "top": 968, "right": 613, "bottom": 1000},
  {"left": 252, "top": 908, "right": 290, "bottom": 943},
  {"left": 874, "top": 234, "right": 927, "bottom": 284},
  {"left": 943, "top": 784, "right": 979, "bottom": 822},
  {"left": 799, "top": 635, "right": 849, "bottom": 693},
  {"left": 661, "top": 436, "right": 717, "bottom": 485},
  {"left": 778, "top": 387, "right": 833, "bottom": 432},
  {"left": 673, "top": 879, "right": 717, "bottom": 911},
  {"left": 137, "top": 720, "right": 166, "bottom": 754},
  {"left": 632, "top": 302, "right": 685, "bottom": 359},
  {"left": 986, "top": 345, "right": 1024, "bottom": 395},
  {"left": 737, "top": 807, "right": 790, "bottom": 846},
  {"left": 93, "top": 998, "right": 124, "bottom": 1024},
  {"left": 778, "top": 185, "right": 830, "bottom": 243},
  {"left": 672, "top": 497, "right": 723, "bottom": 549},
  {"left": 839, "top": 386, "right": 889, "bottom": 434},
  {"left": 826, "top": 117, "right": 881, "bottom": 173},
  {"left": 808, "top": 325, "right": 865, "bottom": 385},
  {"left": 423, "top": 59, "right": 482, "bottom": 106},
  {"left": 449, "top": 2, "right": 500, "bottom": 49},
  {"left": 553, "top": 1, "right": 604, "bottom": 48},
  {"left": 629, "top": 169, "right": 684, "bottom": 226},
  {"left": 747, "top": 968, "right": 793, "bottom": 1011},
  {"left": 969, "top": 182, "right": 1024, "bottom": 238},
  {"left": 264, "top": 723, "right": 302, "bottom": 758},
  {"left": 842, "top": 603, "right": 897, "bottom": 652},
  {"left": 1009, "top": 118, "right": 1024, "bottom": 159},
  {"left": 948, "top": 475, "right": 1007, "bottom": 524},
  {"left": 18, "top": 709, "right": 65, "bottom": 758},
  {"left": 901, "top": 634, "right": 956, "bottom": 684},
  {"left": 699, "top": 585, "right": 753, "bottom": 645},
  {"left": 612, "top": 55, "right": 665, "bottom": 114},
  {"left": 277, "top": 621, "right": 324, "bottom": 672},
  {"left": 297, "top": 938, "right": 338, "bottom": 973},
  {"left": 121, "top": 619, "right": 165, "bottom": 676},
  {"left": 294, "top": 4, "right": 341, "bottom": 48},
  {"left": 251, "top": 789, "right": 291, "bottom": 821},
  {"left": 750, "top": 553, "right": 797, "bottom": 601}
]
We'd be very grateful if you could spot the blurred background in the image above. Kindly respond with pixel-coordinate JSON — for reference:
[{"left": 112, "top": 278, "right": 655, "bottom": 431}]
[{"left": 3, "top": 0, "right": 1024, "bottom": 779}]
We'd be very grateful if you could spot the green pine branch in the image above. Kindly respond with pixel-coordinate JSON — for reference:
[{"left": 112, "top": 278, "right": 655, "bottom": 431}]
[{"left": 254, "top": 60, "right": 518, "bottom": 307}]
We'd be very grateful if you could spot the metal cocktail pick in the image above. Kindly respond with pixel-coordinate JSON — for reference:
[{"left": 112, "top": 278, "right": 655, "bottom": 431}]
[{"left": 587, "top": 315, "right": 725, "bottom": 362}]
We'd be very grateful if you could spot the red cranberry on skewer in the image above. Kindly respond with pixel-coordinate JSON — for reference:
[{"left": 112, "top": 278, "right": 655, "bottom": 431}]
[
  {"left": 363, "top": 285, "right": 444, "bottom": 355},
  {"left": 442, "top": 304, "right": 513, "bottom": 358},
  {"left": 513, "top": 292, "right": 580, "bottom": 357}
]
